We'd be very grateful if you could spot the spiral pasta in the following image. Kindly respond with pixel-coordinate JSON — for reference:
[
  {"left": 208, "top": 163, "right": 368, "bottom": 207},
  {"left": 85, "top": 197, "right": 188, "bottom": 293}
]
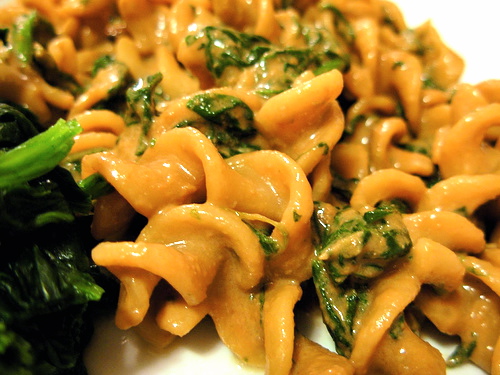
[{"left": 1, "top": 0, "right": 500, "bottom": 374}]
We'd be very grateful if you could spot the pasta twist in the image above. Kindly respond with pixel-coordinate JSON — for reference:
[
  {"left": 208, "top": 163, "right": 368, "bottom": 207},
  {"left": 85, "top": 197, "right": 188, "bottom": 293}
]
[{"left": 83, "top": 126, "right": 314, "bottom": 370}]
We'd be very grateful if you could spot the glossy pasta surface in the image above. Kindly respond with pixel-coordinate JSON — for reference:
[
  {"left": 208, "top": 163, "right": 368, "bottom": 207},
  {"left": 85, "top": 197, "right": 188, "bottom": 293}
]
[{"left": 0, "top": 0, "right": 499, "bottom": 374}]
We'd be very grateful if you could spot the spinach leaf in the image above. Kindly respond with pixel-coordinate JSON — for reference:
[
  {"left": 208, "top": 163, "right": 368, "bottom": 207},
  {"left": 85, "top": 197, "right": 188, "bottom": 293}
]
[
  {"left": 87, "top": 57, "right": 131, "bottom": 114},
  {"left": 90, "top": 55, "right": 116, "bottom": 77},
  {"left": 446, "top": 336, "right": 477, "bottom": 367},
  {"left": 243, "top": 221, "right": 280, "bottom": 257},
  {"left": 12, "top": 11, "right": 54, "bottom": 66},
  {"left": 314, "top": 201, "right": 411, "bottom": 283},
  {"left": 11, "top": 12, "right": 81, "bottom": 95},
  {"left": 187, "top": 25, "right": 350, "bottom": 95},
  {"left": 125, "top": 72, "right": 164, "bottom": 156},
  {"left": 311, "top": 201, "right": 412, "bottom": 356},
  {"left": 312, "top": 259, "right": 368, "bottom": 356},
  {"left": 185, "top": 26, "right": 271, "bottom": 78},
  {"left": 180, "top": 92, "right": 260, "bottom": 157},
  {"left": 0, "top": 118, "right": 82, "bottom": 188},
  {"left": 186, "top": 92, "right": 255, "bottom": 137},
  {"left": 0, "top": 103, "right": 108, "bottom": 374},
  {"left": 321, "top": 5, "right": 356, "bottom": 46},
  {"left": 0, "top": 103, "right": 40, "bottom": 151}
]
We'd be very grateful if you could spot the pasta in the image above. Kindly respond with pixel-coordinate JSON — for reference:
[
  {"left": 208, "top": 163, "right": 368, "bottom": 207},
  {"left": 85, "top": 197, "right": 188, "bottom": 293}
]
[{"left": 1, "top": 0, "right": 500, "bottom": 374}]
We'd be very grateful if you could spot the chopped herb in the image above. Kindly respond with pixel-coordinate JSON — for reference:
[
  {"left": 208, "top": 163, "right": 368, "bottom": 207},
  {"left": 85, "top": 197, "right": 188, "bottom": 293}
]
[
  {"left": 86, "top": 57, "right": 131, "bottom": 114},
  {"left": 446, "top": 337, "right": 477, "bottom": 367},
  {"left": 422, "top": 75, "right": 444, "bottom": 90},
  {"left": 187, "top": 93, "right": 254, "bottom": 137},
  {"left": 421, "top": 167, "right": 442, "bottom": 188},
  {"left": 454, "top": 206, "right": 469, "bottom": 217},
  {"left": 313, "top": 201, "right": 412, "bottom": 283},
  {"left": 397, "top": 142, "right": 431, "bottom": 157},
  {"left": 392, "top": 60, "right": 406, "bottom": 69},
  {"left": 293, "top": 210, "right": 302, "bottom": 222},
  {"left": 244, "top": 221, "right": 280, "bottom": 257},
  {"left": 252, "top": 227, "right": 280, "bottom": 256},
  {"left": 315, "top": 142, "right": 330, "bottom": 156},
  {"left": 314, "top": 56, "right": 348, "bottom": 75},
  {"left": 312, "top": 259, "right": 368, "bottom": 356},
  {"left": 388, "top": 313, "right": 405, "bottom": 339}
]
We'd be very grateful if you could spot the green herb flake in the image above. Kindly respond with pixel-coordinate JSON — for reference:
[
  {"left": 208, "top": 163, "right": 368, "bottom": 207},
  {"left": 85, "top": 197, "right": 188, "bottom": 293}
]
[
  {"left": 446, "top": 338, "right": 477, "bottom": 367},
  {"left": 293, "top": 210, "right": 302, "bottom": 222}
]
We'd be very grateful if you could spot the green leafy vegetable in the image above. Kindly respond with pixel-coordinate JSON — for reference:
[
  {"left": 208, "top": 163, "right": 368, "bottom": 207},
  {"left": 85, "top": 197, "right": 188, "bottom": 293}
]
[
  {"left": 245, "top": 222, "right": 280, "bottom": 257},
  {"left": 314, "top": 201, "right": 412, "bottom": 283},
  {"left": 180, "top": 92, "right": 260, "bottom": 157},
  {"left": 311, "top": 201, "right": 412, "bottom": 356},
  {"left": 186, "top": 25, "right": 350, "bottom": 95},
  {"left": 321, "top": 5, "right": 356, "bottom": 45},
  {"left": 0, "top": 103, "right": 108, "bottom": 374},
  {"left": 0, "top": 103, "right": 40, "bottom": 151},
  {"left": 312, "top": 259, "right": 368, "bottom": 356},
  {"left": 185, "top": 26, "right": 271, "bottom": 78},
  {"left": 187, "top": 92, "right": 254, "bottom": 136},
  {"left": 388, "top": 313, "right": 405, "bottom": 339},
  {"left": 125, "top": 72, "right": 164, "bottom": 155},
  {"left": 32, "top": 44, "right": 82, "bottom": 95},
  {"left": 11, "top": 12, "right": 81, "bottom": 95},
  {"left": 446, "top": 337, "right": 477, "bottom": 367},
  {"left": 12, "top": 11, "right": 46, "bottom": 66},
  {"left": 126, "top": 72, "right": 163, "bottom": 127},
  {"left": 90, "top": 55, "right": 116, "bottom": 77},
  {"left": 0, "top": 118, "right": 82, "bottom": 189},
  {"left": 77, "top": 173, "right": 115, "bottom": 201},
  {"left": 89, "top": 58, "right": 131, "bottom": 112}
]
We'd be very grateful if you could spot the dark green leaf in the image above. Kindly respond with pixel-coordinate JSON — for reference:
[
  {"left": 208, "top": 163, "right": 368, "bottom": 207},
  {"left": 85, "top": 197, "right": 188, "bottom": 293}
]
[
  {"left": 182, "top": 92, "right": 260, "bottom": 157},
  {"left": 0, "top": 118, "right": 82, "bottom": 188}
]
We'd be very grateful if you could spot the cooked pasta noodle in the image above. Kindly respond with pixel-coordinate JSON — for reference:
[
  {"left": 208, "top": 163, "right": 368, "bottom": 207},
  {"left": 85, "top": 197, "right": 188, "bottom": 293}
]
[{"left": 1, "top": 0, "right": 500, "bottom": 374}]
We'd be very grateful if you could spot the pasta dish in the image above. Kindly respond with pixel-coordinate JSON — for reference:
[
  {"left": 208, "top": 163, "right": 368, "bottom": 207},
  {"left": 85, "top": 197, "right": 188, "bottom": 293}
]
[{"left": 0, "top": 0, "right": 499, "bottom": 374}]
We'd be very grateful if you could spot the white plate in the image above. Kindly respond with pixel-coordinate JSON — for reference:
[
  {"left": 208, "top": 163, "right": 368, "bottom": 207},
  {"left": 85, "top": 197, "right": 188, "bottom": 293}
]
[{"left": 83, "top": 1, "right": 497, "bottom": 374}]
